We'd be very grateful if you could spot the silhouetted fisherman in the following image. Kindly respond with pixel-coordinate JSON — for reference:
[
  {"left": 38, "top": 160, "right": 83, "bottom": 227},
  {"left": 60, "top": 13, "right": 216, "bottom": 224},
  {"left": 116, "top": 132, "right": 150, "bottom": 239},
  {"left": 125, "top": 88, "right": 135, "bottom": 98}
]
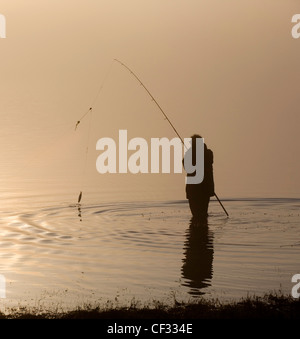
[{"left": 183, "top": 134, "right": 215, "bottom": 221}]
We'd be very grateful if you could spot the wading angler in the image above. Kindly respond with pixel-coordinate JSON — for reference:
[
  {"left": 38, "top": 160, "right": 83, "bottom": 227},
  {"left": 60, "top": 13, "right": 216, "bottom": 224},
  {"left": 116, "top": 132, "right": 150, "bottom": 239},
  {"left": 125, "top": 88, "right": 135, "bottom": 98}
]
[
  {"left": 96, "top": 129, "right": 204, "bottom": 184},
  {"left": 76, "top": 60, "right": 228, "bottom": 215}
]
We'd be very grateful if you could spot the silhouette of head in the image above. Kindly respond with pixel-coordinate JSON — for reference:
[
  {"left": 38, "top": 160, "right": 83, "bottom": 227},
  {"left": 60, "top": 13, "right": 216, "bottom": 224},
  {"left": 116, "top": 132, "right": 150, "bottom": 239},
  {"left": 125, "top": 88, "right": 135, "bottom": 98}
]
[
  {"left": 191, "top": 134, "right": 202, "bottom": 140},
  {"left": 190, "top": 134, "right": 207, "bottom": 150}
]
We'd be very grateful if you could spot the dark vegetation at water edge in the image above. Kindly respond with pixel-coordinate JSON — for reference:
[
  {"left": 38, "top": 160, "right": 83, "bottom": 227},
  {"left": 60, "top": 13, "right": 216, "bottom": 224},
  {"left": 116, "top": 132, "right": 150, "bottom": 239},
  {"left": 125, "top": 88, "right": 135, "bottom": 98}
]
[{"left": 0, "top": 293, "right": 299, "bottom": 319}]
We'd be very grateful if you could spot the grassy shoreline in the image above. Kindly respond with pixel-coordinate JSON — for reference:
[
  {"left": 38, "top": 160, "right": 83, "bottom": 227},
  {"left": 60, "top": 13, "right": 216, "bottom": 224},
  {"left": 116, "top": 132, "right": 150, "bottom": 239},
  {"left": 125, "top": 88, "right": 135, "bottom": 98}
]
[{"left": 0, "top": 292, "right": 299, "bottom": 319}]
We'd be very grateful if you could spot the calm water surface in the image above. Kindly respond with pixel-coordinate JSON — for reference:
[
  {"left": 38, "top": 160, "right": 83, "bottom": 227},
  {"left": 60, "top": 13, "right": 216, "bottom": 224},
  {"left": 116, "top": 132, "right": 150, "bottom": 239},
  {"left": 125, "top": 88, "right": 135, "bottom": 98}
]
[{"left": 0, "top": 187, "right": 299, "bottom": 311}]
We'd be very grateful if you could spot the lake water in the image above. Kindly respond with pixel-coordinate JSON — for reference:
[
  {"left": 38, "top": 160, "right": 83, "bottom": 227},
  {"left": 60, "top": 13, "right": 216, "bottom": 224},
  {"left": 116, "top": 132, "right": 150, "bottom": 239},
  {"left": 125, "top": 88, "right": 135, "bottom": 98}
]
[{"left": 0, "top": 186, "right": 299, "bottom": 312}]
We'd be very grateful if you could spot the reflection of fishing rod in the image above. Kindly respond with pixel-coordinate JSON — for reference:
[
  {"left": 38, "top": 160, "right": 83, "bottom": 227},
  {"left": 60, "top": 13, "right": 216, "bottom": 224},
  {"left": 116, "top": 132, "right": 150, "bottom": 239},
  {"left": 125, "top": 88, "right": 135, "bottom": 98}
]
[{"left": 114, "top": 59, "right": 228, "bottom": 217}]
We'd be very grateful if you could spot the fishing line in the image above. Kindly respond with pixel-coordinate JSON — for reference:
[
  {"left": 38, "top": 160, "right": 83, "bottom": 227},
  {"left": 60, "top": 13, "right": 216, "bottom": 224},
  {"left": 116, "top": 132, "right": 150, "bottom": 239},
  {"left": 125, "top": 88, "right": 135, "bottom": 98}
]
[
  {"left": 77, "top": 108, "right": 93, "bottom": 204},
  {"left": 75, "top": 60, "right": 114, "bottom": 204},
  {"left": 75, "top": 60, "right": 114, "bottom": 130}
]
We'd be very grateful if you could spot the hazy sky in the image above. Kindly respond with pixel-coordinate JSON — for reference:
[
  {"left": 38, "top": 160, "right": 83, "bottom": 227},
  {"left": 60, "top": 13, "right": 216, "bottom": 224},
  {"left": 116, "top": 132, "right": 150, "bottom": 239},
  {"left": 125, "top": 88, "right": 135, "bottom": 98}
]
[{"left": 0, "top": 0, "right": 300, "bottom": 200}]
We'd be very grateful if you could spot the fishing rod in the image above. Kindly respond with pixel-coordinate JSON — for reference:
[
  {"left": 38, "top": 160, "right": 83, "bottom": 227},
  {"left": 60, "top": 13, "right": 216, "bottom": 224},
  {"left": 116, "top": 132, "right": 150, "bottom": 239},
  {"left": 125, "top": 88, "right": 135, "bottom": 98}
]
[
  {"left": 114, "top": 59, "right": 184, "bottom": 145},
  {"left": 214, "top": 193, "right": 229, "bottom": 217},
  {"left": 76, "top": 59, "right": 229, "bottom": 217},
  {"left": 114, "top": 59, "right": 229, "bottom": 217}
]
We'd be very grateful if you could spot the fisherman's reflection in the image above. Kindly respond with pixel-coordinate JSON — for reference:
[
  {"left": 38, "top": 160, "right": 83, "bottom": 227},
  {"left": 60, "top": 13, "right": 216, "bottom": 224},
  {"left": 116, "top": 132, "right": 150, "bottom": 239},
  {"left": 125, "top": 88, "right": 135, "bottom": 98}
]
[{"left": 181, "top": 218, "right": 214, "bottom": 296}]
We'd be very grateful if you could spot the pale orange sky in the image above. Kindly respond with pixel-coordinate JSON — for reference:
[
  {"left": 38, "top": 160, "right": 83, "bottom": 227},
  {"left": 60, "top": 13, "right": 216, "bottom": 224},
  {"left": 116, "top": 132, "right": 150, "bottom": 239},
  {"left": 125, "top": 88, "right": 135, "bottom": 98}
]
[{"left": 0, "top": 0, "right": 299, "bottom": 200}]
